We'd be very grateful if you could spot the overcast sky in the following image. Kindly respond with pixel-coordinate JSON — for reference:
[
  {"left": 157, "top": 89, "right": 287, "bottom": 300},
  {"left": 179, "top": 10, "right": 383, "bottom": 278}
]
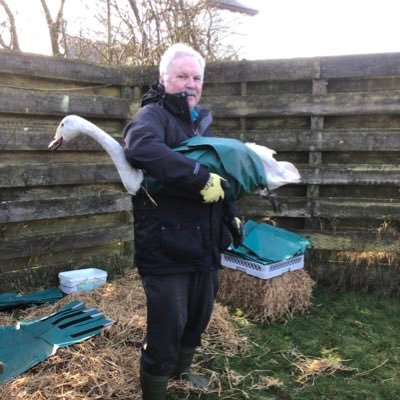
[{"left": 239, "top": 0, "right": 400, "bottom": 59}]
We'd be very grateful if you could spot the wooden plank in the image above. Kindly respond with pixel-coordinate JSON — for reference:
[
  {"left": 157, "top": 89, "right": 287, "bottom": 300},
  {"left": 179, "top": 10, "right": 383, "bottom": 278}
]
[
  {"left": 1, "top": 150, "right": 110, "bottom": 164},
  {"left": 0, "top": 49, "right": 133, "bottom": 85},
  {"left": 0, "top": 225, "right": 133, "bottom": 261},
  {"left": 0, "top": 116, "right": 124, "bottom": 151},
  {"left": 1, "top": 161, "right": 398, "bottom": 189},
  {"left": 2, "top": 126, "right": 399, "bottom": 152},
  {"left": 239, "top": 196, "right": 400, "bottom": 220},
  {"left": 205, "top": 58, "right": 321, "bottom": 82},
  {"left": 204, "top": 90, "right": 400, "bottom": 118},
  {"left": 218, "top": 129, "right": 400, "bottom": 151},
  {"left": 2, "top": 212, "right": 130, "bottom": 239},
  {"left": 321, "top": 53, "right": 400, "bottom": 79},
  {"left": 305, "top": 232, "right": 400, "bottom": 253},
  {"left": 300, "top": 164, "right": 400, "bottom": 185},
  {"left": 238, "top": 196, "right": 310, "bottom": 218},
  {"left": 0, "top": 162, "right": 122, "bottom": 188},
  {"left": 0, "top": 129, "right": 122, "bottom": 151},
  {"left": 3, "top": 50, "right": 400, "bottom": 90},
  {"left": 0, "top": 87, "right": 130, "bottom": 118},
  {"left": 0, "top": 74, "right": 121, "bottom": 97},
  {"left": 0, "top": 193, "right": 131, "bottom": 223},
  {"left": 128, "top": 58, "right": 321, "bottom": 85},
  {"left": 0, "top": 243, "right": 127, "bottom": 274},
  {"left": 0, "top": 183, "right": 124, "bottom": 202}
]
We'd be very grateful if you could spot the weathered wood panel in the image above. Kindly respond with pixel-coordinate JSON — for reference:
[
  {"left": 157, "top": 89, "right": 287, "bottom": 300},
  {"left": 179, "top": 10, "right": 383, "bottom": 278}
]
[
  {"left": 321, "top": 53, "right": 400, "bottom": 79},
  {"left": 205, "top": 58, "right": 321, "bottom": 82},
  {"left": 2, "top": 162, "right": 398, "bottom": 190},
  {"left": 0, "top": 163, "right": 121, "bottom": 187},
  {"left": 219, "top": 129, "right": 400, "bottom": 151},
  {"left": 239, "top": 196, "right": 400, "bottom": 220},
  {"left": 0, "top": 225, "right": 133, "bottom": 261},
  {"left": 0, "top": 49, "right": 133, "bottom": 85},
  {"left": 1, "top": 50, "right": 400, "bottom": 293},
  {"left": 0, "top": 118, "right": 122, "bottom": 151},
  {"left": 0, "top": 193, "right": 131, "bottom": 223},
  {"left": 205, "top": 90, "right": 400, "bottom": 118},
  {"left": 0, "top": 87, "right": 130, "bottom": 118}
]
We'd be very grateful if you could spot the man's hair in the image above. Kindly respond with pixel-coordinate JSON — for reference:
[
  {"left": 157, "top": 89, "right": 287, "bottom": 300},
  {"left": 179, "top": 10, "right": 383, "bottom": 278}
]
[{"left": 159, "top": 43, "right": 205, "bottom": 79}]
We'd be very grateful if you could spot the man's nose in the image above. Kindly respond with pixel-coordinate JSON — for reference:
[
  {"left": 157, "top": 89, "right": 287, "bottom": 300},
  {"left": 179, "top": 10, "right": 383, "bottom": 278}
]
[{"left": 185, "top": 77, "right": 196, "bottom": 87}]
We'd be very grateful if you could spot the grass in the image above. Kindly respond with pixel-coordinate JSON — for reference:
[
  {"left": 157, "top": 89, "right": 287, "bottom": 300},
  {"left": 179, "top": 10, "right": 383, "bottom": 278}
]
[{"left": 172, "top": 285, "right": 400, "bottom": 400}]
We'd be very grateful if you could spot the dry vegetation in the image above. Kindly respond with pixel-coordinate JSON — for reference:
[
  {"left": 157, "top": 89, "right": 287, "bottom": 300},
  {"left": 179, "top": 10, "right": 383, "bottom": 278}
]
[
  {"left": 218, "top": 268, "right": 315, "bottom": 323},
  {"left": 0, "top": 267, "right": 315, "bottom": 399},
  {"left": 0, "top": 269, "right": 247, "bottom": 399}
]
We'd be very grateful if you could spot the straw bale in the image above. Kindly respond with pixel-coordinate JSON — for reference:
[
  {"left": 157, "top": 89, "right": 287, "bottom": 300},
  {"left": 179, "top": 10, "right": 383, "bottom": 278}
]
[
  {"left": 218, "top": 268, "right": 315, "bottom": 323},
  {"left": 0, "top": 269, "right": 248, "bottom": 400}
]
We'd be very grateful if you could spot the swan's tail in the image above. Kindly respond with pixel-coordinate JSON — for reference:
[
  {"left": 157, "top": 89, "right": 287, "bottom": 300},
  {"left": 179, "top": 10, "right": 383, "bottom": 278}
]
[{"left": 244, "top": 142, "right": 301, "bottom": 190}]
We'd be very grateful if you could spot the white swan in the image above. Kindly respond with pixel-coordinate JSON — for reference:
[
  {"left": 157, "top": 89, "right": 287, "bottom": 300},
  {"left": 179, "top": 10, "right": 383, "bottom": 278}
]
[
  {"left": 48, "top": 115, "right": 300, "bottom": 199},
  {"left": 244, "top": 142, "right": 301, "bottom": 190},
  {"left": 48, "top": 115, "right": 143, "bottom": 195}
]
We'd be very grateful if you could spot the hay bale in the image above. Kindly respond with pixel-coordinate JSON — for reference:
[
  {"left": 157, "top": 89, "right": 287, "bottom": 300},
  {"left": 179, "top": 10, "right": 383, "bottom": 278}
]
[
  {"left": 218, "top": 268, "right": 315, "bottom": 323},
  {"left": 0, "top": 269, "right": 247, "bottom": 400}
]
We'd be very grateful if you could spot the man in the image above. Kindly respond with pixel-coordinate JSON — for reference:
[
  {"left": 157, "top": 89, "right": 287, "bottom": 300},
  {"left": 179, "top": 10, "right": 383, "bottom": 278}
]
[{"left": 123, "top": 43, "right": 243, "bottom": 400}]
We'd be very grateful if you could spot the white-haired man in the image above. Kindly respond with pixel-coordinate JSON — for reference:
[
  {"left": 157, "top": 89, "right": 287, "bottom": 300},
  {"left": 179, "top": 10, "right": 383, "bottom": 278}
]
[{"left": 124, "top": 43, "right": 243, "bottom": 400}]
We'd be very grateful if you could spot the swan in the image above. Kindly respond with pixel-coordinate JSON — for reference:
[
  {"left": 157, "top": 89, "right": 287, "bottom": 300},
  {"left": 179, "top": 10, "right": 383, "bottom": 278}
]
[
  {"left": 244, "top": 142, "right": 301, "bottom": 191},
  {"left": 49, "top": 115, "right": 143, "bottom": 195},
  {"left": 48, "top": 115, "right": 300, "bottom": 201}
]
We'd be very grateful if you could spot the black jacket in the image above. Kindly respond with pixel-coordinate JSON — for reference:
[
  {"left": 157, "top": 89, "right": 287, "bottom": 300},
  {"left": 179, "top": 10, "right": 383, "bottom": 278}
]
[{"left": 123, "top": 84, "right": 238, "bottom": 276}]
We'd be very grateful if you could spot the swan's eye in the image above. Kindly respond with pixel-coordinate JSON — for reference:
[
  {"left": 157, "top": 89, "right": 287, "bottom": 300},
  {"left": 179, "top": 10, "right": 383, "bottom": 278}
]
[{"left": 61, "top": 123, "right": 64, "bottom": 127}]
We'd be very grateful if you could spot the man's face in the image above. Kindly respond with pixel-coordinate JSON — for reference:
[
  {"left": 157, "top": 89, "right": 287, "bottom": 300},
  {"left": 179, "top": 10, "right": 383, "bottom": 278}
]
[{"left": 160, "top": 55, "right": 203, "bottom": 109}]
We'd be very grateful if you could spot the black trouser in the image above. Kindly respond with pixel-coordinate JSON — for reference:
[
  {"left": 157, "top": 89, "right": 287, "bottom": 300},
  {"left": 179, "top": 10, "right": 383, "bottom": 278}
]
[{"left": 140, "top": 270, "right": 219, "bottom": 376}]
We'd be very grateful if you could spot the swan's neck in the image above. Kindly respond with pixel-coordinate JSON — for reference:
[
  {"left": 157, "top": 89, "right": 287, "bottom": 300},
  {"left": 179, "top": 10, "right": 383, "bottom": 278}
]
[
  {"left": 79, "top": 118, "right": 143, "bottom": 194},
  {"left": 81, "top": 121, "right": 125, "bottom": 167}
]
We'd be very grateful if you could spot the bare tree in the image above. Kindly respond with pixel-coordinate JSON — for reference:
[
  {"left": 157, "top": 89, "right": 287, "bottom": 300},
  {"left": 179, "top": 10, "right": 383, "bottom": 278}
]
[
  {"left": 0, "top": 0, "right": 245, "bottom": 65},
  {"left": 39, "top": 0, "right": 67, "bottom": 56},
  {"left": 0, "top": 0, "right": 20, "bottom": 50},
  {"left": 65, "top": 0, "right": 240, "bottom": 65}
]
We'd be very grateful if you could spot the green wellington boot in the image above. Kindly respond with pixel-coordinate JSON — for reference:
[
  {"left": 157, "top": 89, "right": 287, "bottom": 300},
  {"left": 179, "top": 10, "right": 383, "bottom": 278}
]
[
  {"left": 172, "top": 347, "right": 214, "bottom": 389},
  {"left": 140, "top": 367, "right": 169, "bottom": 400}
]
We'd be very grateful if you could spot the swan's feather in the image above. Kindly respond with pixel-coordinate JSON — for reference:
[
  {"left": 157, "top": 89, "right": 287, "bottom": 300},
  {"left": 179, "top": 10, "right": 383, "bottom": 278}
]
[{"left": 244, "top": 142, "right": 301, "bottom": 190}]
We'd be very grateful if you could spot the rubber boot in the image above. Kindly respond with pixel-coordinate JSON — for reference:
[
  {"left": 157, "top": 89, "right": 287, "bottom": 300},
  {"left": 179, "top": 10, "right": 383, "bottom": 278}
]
[
  {"left": 172, "top": 347, "right": 214, "bottom": 389},
  {"left": 140, "top": 367, "right": 169, "bottom": 400}
]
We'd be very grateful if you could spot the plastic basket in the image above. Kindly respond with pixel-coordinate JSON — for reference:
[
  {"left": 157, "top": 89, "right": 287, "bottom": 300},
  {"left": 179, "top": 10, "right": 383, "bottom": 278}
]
[
  {"left": 59, "top": 268, "right": 107, "bottom": 294},
  {"left": 221, "top": 253, "right": 304, "bottom": 280}
]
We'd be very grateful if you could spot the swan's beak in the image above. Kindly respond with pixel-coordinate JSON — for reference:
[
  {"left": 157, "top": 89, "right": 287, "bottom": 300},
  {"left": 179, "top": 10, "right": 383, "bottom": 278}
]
[{"left": 48, "top": 136, "right": 64, "bottom": 151}]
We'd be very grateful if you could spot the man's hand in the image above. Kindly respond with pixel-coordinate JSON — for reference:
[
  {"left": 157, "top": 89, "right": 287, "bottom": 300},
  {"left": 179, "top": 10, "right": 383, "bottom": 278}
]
[
  {"left": 224, "top": 216, "right": 244, "bottom": 248},
  {"left": 200, "top": 173, "right": 226, "bottom": 203}
]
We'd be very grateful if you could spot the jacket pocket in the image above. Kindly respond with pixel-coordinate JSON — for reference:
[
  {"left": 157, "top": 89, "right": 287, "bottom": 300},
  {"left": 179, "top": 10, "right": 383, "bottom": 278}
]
[{"left": 161, "top": 223, "right": 203, "bottom": 262}]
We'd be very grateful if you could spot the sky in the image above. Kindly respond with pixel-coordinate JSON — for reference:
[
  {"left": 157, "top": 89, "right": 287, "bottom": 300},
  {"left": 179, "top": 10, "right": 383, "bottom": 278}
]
[
  {"left": 7, "top": 0, "right": 400, "bottom": 60},
  {"left": 238, "top": 0, "right": 400, "bottom": 59}
]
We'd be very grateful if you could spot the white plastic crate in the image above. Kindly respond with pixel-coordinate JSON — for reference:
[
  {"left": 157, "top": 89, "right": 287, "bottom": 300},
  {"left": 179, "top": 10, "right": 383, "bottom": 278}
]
[
  {"left": 221, "top": 253, "right": 304, "bottom": 280},
  {"left": 59, "top": 268, "right": 107, "bottom": 294}
]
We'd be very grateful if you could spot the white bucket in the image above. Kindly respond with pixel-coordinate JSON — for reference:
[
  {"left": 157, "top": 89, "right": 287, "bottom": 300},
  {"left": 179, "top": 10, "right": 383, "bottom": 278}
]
[{"left": 59, "top": 268, "right": 107, "bottom": 294}]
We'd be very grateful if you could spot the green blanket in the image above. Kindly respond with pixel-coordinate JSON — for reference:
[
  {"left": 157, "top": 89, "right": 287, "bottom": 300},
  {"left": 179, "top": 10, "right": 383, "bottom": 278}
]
[
  {"left": 145, "top": 136, "right": 267, "bottom": 201},
  {"left": 227, "top": 220, "right": 311, "bottom": 263},
  {"left": 0, "top": 288, "right": 63, "bottom": 310}
]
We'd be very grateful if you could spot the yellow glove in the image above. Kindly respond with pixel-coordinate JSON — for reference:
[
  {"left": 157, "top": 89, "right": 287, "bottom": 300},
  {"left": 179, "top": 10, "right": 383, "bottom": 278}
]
[{"left": 200, "top": 173, "right": 226, "bottom": 203}]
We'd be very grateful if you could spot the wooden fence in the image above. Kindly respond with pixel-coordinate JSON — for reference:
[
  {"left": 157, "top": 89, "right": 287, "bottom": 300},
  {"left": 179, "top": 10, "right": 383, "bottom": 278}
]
[{"left": 0, "top": 50, "right": 399, "bottom": 293}]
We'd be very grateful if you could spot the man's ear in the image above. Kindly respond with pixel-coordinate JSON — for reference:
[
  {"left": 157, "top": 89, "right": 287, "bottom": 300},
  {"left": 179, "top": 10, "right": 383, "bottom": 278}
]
[{"left": 159, "top": 75, "right": 165, "bottom": 85}]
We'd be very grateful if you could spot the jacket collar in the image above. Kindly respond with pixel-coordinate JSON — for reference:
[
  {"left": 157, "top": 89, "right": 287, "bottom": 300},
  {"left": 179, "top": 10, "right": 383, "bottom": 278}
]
[{"left": 141, "top": 83, "right": 193, "bottom": 125}]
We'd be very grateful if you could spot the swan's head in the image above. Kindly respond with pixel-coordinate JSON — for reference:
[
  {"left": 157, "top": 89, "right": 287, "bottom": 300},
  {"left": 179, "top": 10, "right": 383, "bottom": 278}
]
[{"left": 48, "top": 115, "right": 82, "bottom": 150}]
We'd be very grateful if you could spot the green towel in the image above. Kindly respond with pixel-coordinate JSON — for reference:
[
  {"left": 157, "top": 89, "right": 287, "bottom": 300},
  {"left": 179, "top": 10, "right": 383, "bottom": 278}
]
[
  {"left": 0, "top": 288, "right": 63, "bottom": 310},
  {"left": 144, "top": 136, "right": 267, "bottom": 201},
  {"left": 228, "top": 220, "right": 311, "bottom": 263}
]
